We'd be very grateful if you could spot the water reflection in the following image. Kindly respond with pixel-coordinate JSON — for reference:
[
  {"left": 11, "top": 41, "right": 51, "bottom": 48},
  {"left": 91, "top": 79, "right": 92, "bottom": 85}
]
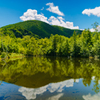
[
  {"left": 0, "top": 57, "right": 100, "bottom": 99},
  {"left": 0, "top": 82, "right": 26, "bottom": 100},
  {"left": 0, "top": 57, "right": 100, "bottom": 89},
  {"left": 47, "top": 93, "right": 64, "bottom": 100},
  {"left": 18, "top": 79, "right": 79, "bottom": 100},
  {"left": 83, "top": 93, "right": 100, "bottom": 100}
]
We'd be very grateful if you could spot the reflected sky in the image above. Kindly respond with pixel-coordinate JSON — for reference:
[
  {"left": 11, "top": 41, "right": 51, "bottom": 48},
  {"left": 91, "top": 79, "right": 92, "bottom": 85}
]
[
  {"left": 0, "top": 77, "right": 100, "bottom": 100},
  {"left": 18, "top": 77, "right": 100, "bottom": 100},
  {"left": 47, "top": 93, "right": 64, "bottom": 100},
  {"left": 18, "top": 79, "right": 79, "bottom": 100},
  {"left": 83, "top": 93, "right": 100, "bottom": 100},
  {"left": 0, "top": 57, "right": 100, "bottom": 100},
  {"left": 82, "top": 76, "right": 100, "bottom": 100},
  {"left": 0, "top": 81, "right": 26, "bottom": 100}
]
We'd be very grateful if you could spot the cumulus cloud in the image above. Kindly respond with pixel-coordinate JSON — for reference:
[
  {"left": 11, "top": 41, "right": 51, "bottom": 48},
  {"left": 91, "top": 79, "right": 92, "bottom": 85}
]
[
  {"left": 82, "top": 7, "right": 100, "bottom": 17},
  {"left": 19, "top": 79, "right": 79, "bottom": 100},
  {"left": 48, "top": 16, "right": 61, "bottom": 26},
  {"left": 46, "top": 3, "right": 64, "bottom": 16},
  {"left": 89, "top": 28, "right": 95, "bottom": 32},
  {"left": 41, "top": 7, "right": 44, "bottom": 10},
  {"left": 83, "top": 93, "right": 100, "bottom": 100},
  {"left": 20, "top": 9, "right": 79, "bottom": 29},
  {"left": 20, "top": 9, "right": 49, "bottom": 23},
  {"left": 48, "top": 16, "right": 79, "bottom": 29}
]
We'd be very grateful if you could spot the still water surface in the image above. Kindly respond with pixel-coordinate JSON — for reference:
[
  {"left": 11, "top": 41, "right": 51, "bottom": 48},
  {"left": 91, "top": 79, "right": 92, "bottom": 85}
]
[{"left": 0, "top": 57, "right": 100, "bottom": 100}]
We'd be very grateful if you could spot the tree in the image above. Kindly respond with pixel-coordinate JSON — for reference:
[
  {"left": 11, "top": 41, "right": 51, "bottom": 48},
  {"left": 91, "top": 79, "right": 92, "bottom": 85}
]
[
  {"left": 92, "top": 22, "right": 99, "bottom": 42},
  {"left": 80, "top": 29, "right": 93, "bottom": 57},
  {"left": 71, "top": 31, "right": 80, "bottom": 57},
  {"left": 63, "top": 39, "right": 70, "bottom": 57},
  {"left": 52, "top": 35, "right": 58, "bottom": 56},
  {"left": 91, "top": 22, "right": 99, "bottom": 32}
]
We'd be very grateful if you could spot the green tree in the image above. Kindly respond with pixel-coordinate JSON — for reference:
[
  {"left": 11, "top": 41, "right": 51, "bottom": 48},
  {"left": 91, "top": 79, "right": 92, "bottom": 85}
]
[
  {"left": 71, "top": 31, "right": 80, "bottom": 57},
  {"left": 62, "top": 39, "right": 70, "bottom": 57}
]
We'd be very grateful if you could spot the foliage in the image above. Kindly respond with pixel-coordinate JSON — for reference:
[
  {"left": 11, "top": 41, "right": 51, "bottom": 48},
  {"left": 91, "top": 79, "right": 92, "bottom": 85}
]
[
  {"left": 0, "top": 21, "right": 100, "bottom": 58},
  {"left": 1, "top": 26, "right": 39, "bottom": 38},
  {"left": 2, "top": 20, "right": 82, "bottom": 38},
  {"left": 0, "top": 57, "right": 100, "bottom": 93}
]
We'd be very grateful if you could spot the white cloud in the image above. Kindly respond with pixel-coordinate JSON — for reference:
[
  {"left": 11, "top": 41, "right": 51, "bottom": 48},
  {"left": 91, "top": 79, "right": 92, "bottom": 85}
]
[
  {"left": 90, "top": 26, "right": 100, "bottom": 32},
  {"left": 58, "top": 17, "right": 64, "bottom": 20},
  {"left": 48, "top": 16, "right": 61, "bottom": 26},
  {"left": 20, "top": 9, "right": 49, "bottom": 23},
  {"left": 20, "top": 9, "right": 79, "bottom": 29},
  {"left": 80, "top": 29, "right": 84, "bottom": 31},
  {"left": 82, "top": 7, "right": 100, "bottom": 17},
  {"left": 83, "top": 93, "right": 100, "bottom": 100},
  {"left": 46, "top": 3, "right": 64, "bottom": 16},
  {"left": 19, "top": 79, "right": 79, "bottom": 100},
  {"left": 90, "top": 28, "right": 95, "bottom": 32},
  {"left": 48, "top": 16, "right": 79, "bottom": 29},
  {"left": 97, "top": 26, "right": 100, "bottom": 31},
  {"left": 41, "top": 7, "right": 44, "bottom": 10}
]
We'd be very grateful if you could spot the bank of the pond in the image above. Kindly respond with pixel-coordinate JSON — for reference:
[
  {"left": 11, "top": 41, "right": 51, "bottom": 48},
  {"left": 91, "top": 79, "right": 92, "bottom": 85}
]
[
  {"left": 0, "top": 52, "right": 100, "bottom": 62},
  {"left": 0, "top": 53, "right": 25, "bottom": 61}
]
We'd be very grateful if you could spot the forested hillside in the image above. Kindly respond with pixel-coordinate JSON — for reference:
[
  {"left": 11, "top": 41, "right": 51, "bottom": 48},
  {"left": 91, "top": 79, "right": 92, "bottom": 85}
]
[
  {"left": 0, "top": 20, "right": 100, "bottom": 59},
  {"left": 0, "top": 27, "right": 100, "bottom": 59},
  {"left": 2, "top": 20, "right": 82, "bottom": 38},
  {"left": 1, "top": 26, "right": 39, "bottom": 38}
]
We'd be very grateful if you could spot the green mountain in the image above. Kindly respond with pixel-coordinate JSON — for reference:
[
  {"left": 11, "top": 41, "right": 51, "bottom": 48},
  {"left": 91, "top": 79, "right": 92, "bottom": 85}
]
[
  {"left": 2, "top": 20, "right": 82, "bottom": 38},
  {"left": 1, "top": 26, "right": 39, "bottom": 38}
]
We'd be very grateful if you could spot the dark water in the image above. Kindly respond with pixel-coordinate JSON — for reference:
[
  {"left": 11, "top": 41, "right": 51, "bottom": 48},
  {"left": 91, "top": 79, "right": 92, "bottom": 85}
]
[{"left": 0, "top": 57, "right": 100, "bottom": 100}]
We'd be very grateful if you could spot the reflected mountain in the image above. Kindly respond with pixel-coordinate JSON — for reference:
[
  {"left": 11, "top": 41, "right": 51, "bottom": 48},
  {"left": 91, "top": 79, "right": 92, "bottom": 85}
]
[{"left": 0, "top": 57, "right": 100, "bottom": 92}]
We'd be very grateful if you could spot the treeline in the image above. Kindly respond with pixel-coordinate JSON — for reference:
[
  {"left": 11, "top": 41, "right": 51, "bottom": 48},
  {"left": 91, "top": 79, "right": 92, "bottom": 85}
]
[{"left": 0, "top": 28, "right": 100, "bottom": 58}]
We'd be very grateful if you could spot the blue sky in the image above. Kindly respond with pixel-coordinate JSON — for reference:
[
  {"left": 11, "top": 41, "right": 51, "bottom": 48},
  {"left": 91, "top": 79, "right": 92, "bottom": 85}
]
[{"left": 0, "top": 0, "right": 100, "bottom": 30}]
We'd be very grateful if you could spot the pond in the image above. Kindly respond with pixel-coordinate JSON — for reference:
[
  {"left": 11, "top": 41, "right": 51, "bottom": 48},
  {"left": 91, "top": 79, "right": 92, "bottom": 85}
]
[{"left": 0, "top": 57, "right": 100, "bottom": 100}]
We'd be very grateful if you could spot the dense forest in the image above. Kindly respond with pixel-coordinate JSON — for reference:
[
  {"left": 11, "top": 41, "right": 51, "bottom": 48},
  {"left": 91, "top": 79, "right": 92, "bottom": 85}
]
[{"left": 0, "top": 20, "right": 100, "bottom": 59}]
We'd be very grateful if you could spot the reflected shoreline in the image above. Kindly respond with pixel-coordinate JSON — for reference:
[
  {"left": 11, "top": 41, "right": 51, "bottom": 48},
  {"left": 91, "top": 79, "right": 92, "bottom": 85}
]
[{"left": 0, "top": 57, "right": 100, "bottom": 92}]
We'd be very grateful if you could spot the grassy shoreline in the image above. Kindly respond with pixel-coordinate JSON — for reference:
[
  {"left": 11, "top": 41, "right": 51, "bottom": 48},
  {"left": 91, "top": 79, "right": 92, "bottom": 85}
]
[
  {"left": 0, "top": 52, "right": 100, "bottom": 62},
  {"left": 0, "top": 53, "right": 25, "bottom": 61}
]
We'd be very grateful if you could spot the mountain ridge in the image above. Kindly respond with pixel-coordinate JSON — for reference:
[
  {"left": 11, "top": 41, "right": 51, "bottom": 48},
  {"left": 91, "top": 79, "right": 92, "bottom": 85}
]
[{"left": 2, "top": 20, "right": 82, "bottom": 38}]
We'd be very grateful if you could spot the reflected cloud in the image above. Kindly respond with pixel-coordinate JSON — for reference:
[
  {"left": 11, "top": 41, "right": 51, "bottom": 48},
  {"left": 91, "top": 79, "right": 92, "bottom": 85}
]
[
  {"left": 19, "top": 79, "right": 79, "bottom": 100},
  {"left": 83, "top": 77, "right": 100, "bottom": 98},
  {"left": 92, "top": 76, "right": 95, "bottom": 80},
  {"left": 19, "top": 85, "right": 47, "bottom": 100},
  {"left": 47, "top": 93, "right": 64, "bottom": 100},
  {"left": 48, "top": 79, "right": 79, "bottom": 93},
  {"left": 83, "top": 93, "right": 100, "bottom": 100},
  {"left": 92, "top": 76, "right": 100, "bottom": 84}
]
